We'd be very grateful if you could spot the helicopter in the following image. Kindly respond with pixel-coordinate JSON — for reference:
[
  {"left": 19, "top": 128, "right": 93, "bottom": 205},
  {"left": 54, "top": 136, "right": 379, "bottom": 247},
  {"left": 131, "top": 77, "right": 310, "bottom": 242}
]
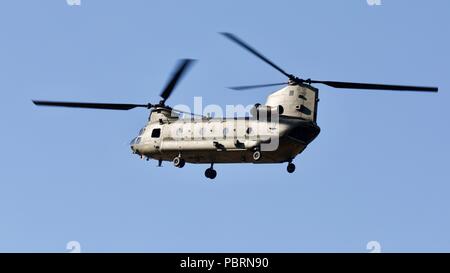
[{"left": 33, "top": 33, "right": 438, "bottom": 180}]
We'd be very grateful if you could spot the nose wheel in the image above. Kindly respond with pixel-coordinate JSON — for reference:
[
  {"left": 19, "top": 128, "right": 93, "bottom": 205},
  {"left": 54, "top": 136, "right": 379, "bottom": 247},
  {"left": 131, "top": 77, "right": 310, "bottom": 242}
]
[
  {"left": 205, "top": 164, "right": 217, "bottom": 179},
  {"left": 287, "top": 162, "right": 296, "bottom": 173}
]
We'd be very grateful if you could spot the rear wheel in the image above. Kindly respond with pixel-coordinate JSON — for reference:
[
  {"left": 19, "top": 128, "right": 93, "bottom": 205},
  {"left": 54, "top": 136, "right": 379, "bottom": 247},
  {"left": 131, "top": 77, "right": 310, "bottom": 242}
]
[
  {"left": 287, "top": 163, "right": 296, "bottom": 173},
  {"left": 204, "top": 168, "right": 217, "bottom": 179}
]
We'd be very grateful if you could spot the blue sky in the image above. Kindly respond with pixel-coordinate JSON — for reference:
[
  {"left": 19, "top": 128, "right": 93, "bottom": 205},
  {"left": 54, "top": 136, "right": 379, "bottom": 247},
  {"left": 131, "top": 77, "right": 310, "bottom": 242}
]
[{"left": 0, "top": 0, "right": 448, "bottom": 252}]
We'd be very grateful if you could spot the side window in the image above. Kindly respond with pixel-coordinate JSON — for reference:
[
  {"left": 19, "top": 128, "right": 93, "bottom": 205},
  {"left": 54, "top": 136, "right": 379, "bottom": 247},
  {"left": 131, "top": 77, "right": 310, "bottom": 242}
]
[{"left": 151, "top": 128, "right": 161, "bottom": 138}]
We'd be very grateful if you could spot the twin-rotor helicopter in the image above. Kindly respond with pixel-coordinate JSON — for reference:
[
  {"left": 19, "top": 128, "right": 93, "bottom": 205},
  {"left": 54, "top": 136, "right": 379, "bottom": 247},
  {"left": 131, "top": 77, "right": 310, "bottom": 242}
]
[{"left": 33, "top": 33, "right": 438, "bottom": 179}]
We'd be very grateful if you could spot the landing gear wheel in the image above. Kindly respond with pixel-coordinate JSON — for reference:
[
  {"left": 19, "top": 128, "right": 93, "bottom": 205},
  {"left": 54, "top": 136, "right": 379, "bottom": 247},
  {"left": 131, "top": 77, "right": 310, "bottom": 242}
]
[
  {"left": 252, "top": 150, "right": 261, "bottom": 161},
  {"left": 204, "top": 168, "right": 217, "bottom": 179},
  {"left": 209, "top": 169, "right": 217, "bottom": 179},
  {"left": 178, "top": 159, "right": 185, "bottom": 168},
  {"left": 287, "top": 163, "right": 296, "bottom": 173},
  {"left": 173, "top": 156, "right": 185, "bottom": 168}
]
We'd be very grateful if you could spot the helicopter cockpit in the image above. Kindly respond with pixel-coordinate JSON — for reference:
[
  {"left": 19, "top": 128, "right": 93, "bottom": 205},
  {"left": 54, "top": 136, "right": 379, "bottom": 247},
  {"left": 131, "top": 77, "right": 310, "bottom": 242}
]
[{"left": 129, "top": 127, "right": 146, "bottom": 146}]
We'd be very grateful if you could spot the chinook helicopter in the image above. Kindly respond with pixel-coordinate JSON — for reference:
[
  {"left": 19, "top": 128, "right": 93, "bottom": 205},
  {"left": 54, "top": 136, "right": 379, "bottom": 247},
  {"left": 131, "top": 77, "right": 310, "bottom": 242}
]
[{"left": 33, "top": 33, "right": 438, "bottom": 179}]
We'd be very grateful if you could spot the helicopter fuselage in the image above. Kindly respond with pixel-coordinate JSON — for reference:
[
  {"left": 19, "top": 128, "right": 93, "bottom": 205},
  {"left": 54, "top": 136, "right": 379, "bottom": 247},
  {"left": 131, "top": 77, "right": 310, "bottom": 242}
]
[
  {"left": 130, "top": 83, "right": 320, "bottom": 165},
  {"left": 130, "top": 115, "right": 320, "bottom": 164}
]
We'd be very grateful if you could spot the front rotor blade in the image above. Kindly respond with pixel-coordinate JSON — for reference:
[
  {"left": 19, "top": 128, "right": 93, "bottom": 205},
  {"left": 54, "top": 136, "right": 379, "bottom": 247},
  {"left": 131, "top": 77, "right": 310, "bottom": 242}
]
[
  {"left": 221, "top": 32, "right": 292, "bottom": 79},
  {"left": 33, "top": 100, "right": 150, "bottom": 110},
  {"left": 309, "top": 80, "right": 438, "bottom": 92},
  {"left": 229, "top": 82, "right": 287, "bottom": 90},
  {"left": 169, "top": 107, "right": 206, "bottom": 118},
  {"left": 160, "top": 59, "right": 196, "bottom": 104}
]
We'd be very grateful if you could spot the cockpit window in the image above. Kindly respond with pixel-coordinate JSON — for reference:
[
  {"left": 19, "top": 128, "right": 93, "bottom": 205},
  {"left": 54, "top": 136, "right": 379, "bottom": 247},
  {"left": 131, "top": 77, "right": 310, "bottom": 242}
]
[
  {"left": 151, "top": 128, "right": 161, "bottom": 138},
  {"left": 130, "top": 137, "right": 142, "bottom": 145},
  {"left": 130, "top": 138, "right": 136, "bottom": 145},
  {"left": 139, "top": 128, "right": 145, "bottom": 135}
]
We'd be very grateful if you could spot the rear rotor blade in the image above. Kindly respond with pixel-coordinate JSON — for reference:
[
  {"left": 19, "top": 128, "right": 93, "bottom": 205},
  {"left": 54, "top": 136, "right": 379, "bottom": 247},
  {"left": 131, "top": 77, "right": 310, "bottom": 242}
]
[
  {"left": 221, "top": 32, "right": 293, "bottom": 79},
  {"left": 33, "top": 100, "right": 150, "bottom": 110},
  {"left": 229, "top": 82, "right": 287, "bottom": 90},
  {"left": 309, "top": 80, "right": 438, "bottom": 92},
  {"left": 160, "top": 59, "right": 196, "bottom": 104}
]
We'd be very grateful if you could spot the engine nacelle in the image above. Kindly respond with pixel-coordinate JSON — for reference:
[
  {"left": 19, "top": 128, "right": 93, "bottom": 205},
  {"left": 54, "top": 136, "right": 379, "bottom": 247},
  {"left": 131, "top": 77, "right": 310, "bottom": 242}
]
[{"left": 250, "top": 103, "right": 284, "bottom": 120}]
